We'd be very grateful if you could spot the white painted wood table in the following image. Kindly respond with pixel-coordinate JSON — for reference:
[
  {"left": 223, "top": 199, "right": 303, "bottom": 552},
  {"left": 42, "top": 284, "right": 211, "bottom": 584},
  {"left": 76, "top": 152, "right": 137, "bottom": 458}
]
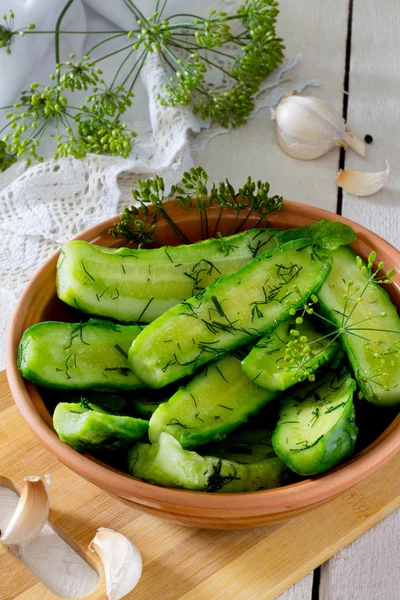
[{"left": 192, "top": 1, "right": 400, "bottom": 598}]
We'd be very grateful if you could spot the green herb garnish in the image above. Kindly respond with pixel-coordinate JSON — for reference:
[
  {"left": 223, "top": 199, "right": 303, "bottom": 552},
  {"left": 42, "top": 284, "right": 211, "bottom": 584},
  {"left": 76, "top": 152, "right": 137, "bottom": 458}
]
[
  {"left": 284, "top": 253, "right": 400, "bottom": 398},
  {"left": 275, "top": 220, "right": 356, "bottom": 251},
  {"left": 110, "top": 166, "right": 283, "bottom": 246}
]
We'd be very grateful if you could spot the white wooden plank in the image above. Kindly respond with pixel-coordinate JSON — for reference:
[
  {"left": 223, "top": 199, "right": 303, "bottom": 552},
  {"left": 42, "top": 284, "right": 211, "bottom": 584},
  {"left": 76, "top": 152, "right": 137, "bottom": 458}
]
[
  {"left": 277, "top": 572, "right": 314, "bottom": 600},
  {"left": 340, "top": 0, "right": 400, "bottom": 249},
  {"left": 321, "top": 1, "right": 400, "bottom": 599},
  {"left": 193, "top": 0, "right": 349, "bottom": 213},
  {"left": 320, "top": 509, "right": 400, "bottom": 600}
]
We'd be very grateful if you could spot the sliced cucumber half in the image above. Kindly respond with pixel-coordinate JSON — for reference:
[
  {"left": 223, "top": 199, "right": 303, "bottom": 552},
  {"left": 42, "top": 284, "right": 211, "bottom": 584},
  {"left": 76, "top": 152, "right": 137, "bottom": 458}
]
[
  {"left": 242, "top": 315, "right": 342, "bottom": 391},
  {"left": 149, "top": 353, "right": 277, "bottom": 448},
  {"left": 129, "top": 431, "right": 287, "bottom": 492},
  {"left": 53, "top": 402, "right": 148, "bottom": 452},
  {"left": 318, "top": 246, "right": 400, "bottom": 405},
  {"left": 272, "top": 367, "right": 357, "bottom": 475}
]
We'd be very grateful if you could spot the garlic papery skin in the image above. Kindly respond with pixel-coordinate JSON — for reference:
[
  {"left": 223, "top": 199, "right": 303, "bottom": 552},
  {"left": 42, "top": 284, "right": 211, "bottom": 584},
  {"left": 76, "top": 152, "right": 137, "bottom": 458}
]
[
  {"left": 89, "top": 528, "right": 142, "bottom": 600},
  {"left": 274, "top": 93, "right": 366, "bottom": 160},
  {"left": 0, "top": 476, "right": 49, "bottom": 545},
  {"left": 336, "top": 161, "right": 390, "bottom": 197}
]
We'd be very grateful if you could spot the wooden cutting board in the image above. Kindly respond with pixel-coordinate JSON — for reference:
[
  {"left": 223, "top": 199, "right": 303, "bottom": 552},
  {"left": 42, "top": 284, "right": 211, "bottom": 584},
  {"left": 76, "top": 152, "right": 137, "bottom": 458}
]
[{"left": 1, "top": 370, "right": 399, "bottom": 600}]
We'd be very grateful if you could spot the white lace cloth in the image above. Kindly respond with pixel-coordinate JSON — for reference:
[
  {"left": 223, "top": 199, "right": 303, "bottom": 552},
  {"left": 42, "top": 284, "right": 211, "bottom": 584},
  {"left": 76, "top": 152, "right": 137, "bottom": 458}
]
[{"left": 0, "top": 0, "right": 317, "bottom": 368}]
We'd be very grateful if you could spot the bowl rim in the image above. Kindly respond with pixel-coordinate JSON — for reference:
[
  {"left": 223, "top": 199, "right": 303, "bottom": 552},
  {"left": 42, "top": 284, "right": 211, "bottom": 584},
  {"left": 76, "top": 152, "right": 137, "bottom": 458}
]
[{"left": 6, "top": 199, "right": 400, "bottom": 515}]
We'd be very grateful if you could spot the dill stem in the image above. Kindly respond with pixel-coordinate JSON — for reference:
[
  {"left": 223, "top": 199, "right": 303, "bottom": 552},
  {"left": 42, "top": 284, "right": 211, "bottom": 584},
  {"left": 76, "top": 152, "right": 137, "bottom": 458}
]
[
  {"left": 347, "top": 327, "right": 400, "bottom": 335},
  {"left": 55, "top": 0, "right": 75, "bottom": 79},
  {"left": 165, "top": 23, "right": 202, "bottom": 31},
  {"left": 341, "top": 286, "right": 351, "bottom": 328},
  {"left": 344, "top": 331, "right": 375, "bottom": 343},
  {"left": 169, "top": 37, "right": 235, "bottom": 60},
  {"left": 307, "top": 332, "right": 340, "bottom": 347},
  {"left": 167, "top": 13, "right": 203, "bottom": 20},
  {"left": 252, "top": 214, "right": 271, "bottom": 230},
  {"left": 127, "top": 50, "right": 149, "bottom": 92},
  {"left": 158, "top": 0, "right": 169, "bottom": 20},
  {"left": 204, "top": 202, "right": 210, "bottom": 238},
  {"left": 302, "top": 333, "right": 341, "bottom": 368},
  {"left": 0, "top": 119, "right": 17, "bottom": 136},
  {"left": 196, "top": 196, "right": 204, "bottom": 240},
  {"left": 233, "top": 208, "right": 255, "bottom": 234},
  {"left": 111, "top": 46, "right": 136, "bottom": 88},
  {"left": 94, "top": 43, "right": 135, "bottom": 63},
  {"left": 123, "top": 0, "right": 147, "bottom": 22},
  {"left": 85, "top": 32, "right": 129, "bottom": 56},
  {"left": 157, "top": 206, "right": 191, "bottom": 244},
  {"left": 0, "top": 117, "right": 14, "bottom": 134},
  {"left": 311, "top": 311, "right": 337, "bottom": 328},
  {"left": 225, "top": 211, "right": 241, "bottom": 236},
  {"left": 168, "top": 41, "right": 238, "bottom": 81},
  {"left": 344, "top": 314, "right": 384, "bottom": 328},
  {"left": 343, "top": 278, "right": 371, "bottom": 326},
  {"left": 212, "top": 204, "right": 224, "bottom": 237},
  {"left": 23, "top": 30, "right": 128, "bottom": 35},
  {"left": 118, "top": 48, "right": 145, "bottom": 87},
  {"left": 162, "top": 45, "right": 183, "bottom": 69}
]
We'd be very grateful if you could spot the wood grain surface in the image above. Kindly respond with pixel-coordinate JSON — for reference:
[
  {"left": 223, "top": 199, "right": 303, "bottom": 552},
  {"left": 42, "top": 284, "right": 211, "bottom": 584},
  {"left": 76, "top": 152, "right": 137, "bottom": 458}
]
[{"left": 0, "top": 370, "right": 399, "bottom": 600}]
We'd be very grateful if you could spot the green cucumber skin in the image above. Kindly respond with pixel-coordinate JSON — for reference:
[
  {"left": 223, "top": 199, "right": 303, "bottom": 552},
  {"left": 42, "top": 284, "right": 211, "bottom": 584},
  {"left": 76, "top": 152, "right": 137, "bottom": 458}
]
[
  {"left": 57, "top": 229, "right": 279, "bottom": 323},
  {"left": 43, "top": 390, "right": 134, "bottom": 416},
  {"left": 129, "top": 240, "right": 332, "bottom": 388},
  {"left": 129, "top": 434, "right": 215, "bottom": 491},
  {"left": 148, "top": 354, "right": 277, "bottom": 449},
  {"left": 272, "top": 370, "right": 358, "bottom": 476},
  {"left": 242, "top": 316, "right": 342, "bottom": 391},
  {"left": 129, "top": 432, "right": 286, "bottom": 492},
  {"left": 317, "top": 246, "right": 400, "bottom": 406},
  {"left": 18, "top": 319, "right": 145, "bottom": 391},
  {"left": 53, "top": 402, "right": 148, "bottom": 452}
]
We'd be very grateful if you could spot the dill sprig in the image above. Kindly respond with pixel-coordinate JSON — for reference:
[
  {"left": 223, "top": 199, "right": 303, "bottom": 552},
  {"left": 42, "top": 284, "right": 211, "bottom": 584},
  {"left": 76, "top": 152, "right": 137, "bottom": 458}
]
[
  {"left": 206, "top": 459, "right": 240, "bottom": 492},
  {"left": 110, "top": 166, "right": 283, "bottom": 247},
  {"left": 284, "top": 253, "right": 400, "bottom": 399},
  {"left": 0, "top": 1, "right": 284, "bottom": 171},
  {"left": 0, "top": 9, "right": 35, "bottom": 54}
]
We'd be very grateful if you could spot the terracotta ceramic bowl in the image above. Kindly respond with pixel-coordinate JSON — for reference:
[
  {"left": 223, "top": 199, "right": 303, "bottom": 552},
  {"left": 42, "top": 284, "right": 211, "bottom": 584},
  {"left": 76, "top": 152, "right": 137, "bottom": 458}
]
[{"left": 6, "top": 201, "right": 400, "bottom": 529}]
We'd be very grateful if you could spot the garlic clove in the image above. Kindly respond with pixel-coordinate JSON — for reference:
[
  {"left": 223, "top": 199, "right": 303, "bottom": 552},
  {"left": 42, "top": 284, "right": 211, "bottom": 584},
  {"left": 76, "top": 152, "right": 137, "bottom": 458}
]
[
  {"left": 89, "top": 527, "right": 142, "bottom": 600},
  {"left": 0, "top": 476, "right": 49, "bottom": 545},
  {"left": 336, "top": 161, "right": 390, "bottom": 197},
  {"left": 276, "top": 127, "right": 333, "bottom": 160},
  {"left": 343, "top": 128, "right": 367, "bottom": 158},
  {"left": 275, "top": 93, "right": 366, "bottom": 160}
]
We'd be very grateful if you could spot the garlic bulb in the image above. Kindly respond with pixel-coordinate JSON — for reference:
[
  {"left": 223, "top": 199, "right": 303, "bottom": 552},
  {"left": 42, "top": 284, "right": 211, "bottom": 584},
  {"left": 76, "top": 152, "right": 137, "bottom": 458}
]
[
  {"left": 336, "top": 161, "right": 389, "bottom": 196},
  {"left": 0, "top": 476, "right": 49, "bottom": 545},
  {"left": 89, "top": 528, "right": 142, "bottom": 600},
  {"left": 274, "top": 93, "right": 366, "bottom": 160}
]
